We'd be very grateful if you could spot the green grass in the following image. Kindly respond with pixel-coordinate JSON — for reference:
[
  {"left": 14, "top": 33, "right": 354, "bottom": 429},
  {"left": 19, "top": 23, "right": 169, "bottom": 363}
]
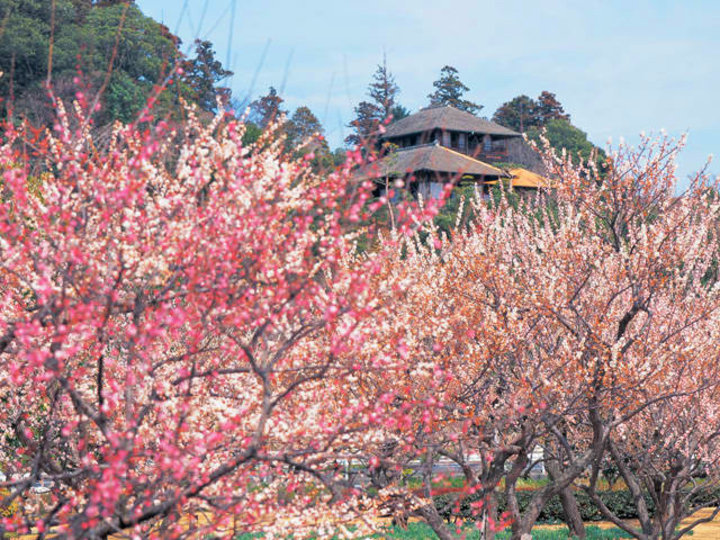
[
  {"left": 495, "top": 526, "right": 634, "bottom": 539},
  {"left": 404, "top": 474, "right": 550, "bottom": 492}
]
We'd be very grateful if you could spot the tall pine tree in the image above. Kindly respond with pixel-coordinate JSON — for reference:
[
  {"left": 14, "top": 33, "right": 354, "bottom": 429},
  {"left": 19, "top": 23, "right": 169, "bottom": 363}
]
[
  {"left": 346, "top": 56, "right": 405, "bottom": 146},
  {"left": 181, "top": 40, "right": 233, "bottom": 113},
  {"left": 285, "top": 106, "right": 324, "bottom": 147},
  {"left": 249, "top": 86, "right": 287, "bottom": 128},
  {"left": 285, "top": 105, "right": 332, "bottom": 170},
  {"left": 368, "top": 55, "right": 399, "bottom": 120},
  {"left": 345, "top": 101, "right": 381, "bottom": 146},
  {"left": 427, "top": 65, "right": 482, "bottom": 114},
  {"left": 536, "top": 91, "right": 570, "bottom": 123}
]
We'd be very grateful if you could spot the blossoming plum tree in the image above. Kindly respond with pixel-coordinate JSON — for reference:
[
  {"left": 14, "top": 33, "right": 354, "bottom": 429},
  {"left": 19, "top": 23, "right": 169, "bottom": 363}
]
[
  {"left": 587, "top": 387, "right": 720, "bottom": 540},
  {"left": 0, "top": 98, "right": 443, "bottom": 538},
  {"left": 510, "top": 136, "right": 720, "bottom": 540},
  {"left": 1, "top": 84, "right": 719, "bottom": 540},
  {"left": 360, "top": 135, "right": 720, "bottom": 540}
]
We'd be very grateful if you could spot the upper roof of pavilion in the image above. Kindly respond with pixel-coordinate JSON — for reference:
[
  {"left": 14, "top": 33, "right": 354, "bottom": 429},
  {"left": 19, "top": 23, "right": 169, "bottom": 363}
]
[{"left": 381, "top": 105, "right": 521, "bottom": 140}]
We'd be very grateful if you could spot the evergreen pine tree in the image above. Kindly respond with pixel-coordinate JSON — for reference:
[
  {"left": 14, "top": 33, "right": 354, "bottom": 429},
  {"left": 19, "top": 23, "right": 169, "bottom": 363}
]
[
  {"left": 368, "top": 55, "right": 399, "bottom": 120},
  {"left": 536, "top": 91, "right": 570, "bottom": 123},
  {"left": 285, "top": 106, "right": 324, "bottom": 147},
  {"left": 390, "top": 104, "right": 410, "bottom": 121},
  {"left": 427, "top": 65, "right": 482, "bottom": 114},
  {"left": 346, "top": 56, "right": 407, "bottom": 146},
  {"left": 250, "top": 86, "right": 287, "bottom": 128},
  {"left": 182, "top": 40, "right": 233, "bottom": 113},
  {"left": 344, "top": 100, "right": 381, "bottom": 146},
  {"left": 285, "top": 105, "right": 332, "bottom": 170}
]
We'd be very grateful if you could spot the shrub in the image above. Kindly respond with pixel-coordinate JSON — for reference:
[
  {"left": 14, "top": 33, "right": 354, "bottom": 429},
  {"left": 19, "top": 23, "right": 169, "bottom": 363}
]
[
  {"left": 434, "top": 489, "right": 652, "bottom": 523},
  {"left": 435, "top": 486, "right": 720, "bottom": 524}
]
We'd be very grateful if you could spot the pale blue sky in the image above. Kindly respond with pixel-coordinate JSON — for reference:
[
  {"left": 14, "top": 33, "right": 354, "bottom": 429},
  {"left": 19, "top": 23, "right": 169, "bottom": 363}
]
[{"left": 138, "top": 0, "right": 719, "bottom": 186}]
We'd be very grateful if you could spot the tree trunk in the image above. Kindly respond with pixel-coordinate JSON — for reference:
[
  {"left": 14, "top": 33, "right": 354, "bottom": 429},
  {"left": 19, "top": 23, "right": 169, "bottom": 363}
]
[
  {"left": 510, "top": 444, "right": 600, "bottom": 540},
  {"left": 545, "top": 454, "right": 585, "bottom": 539},
  {"left": 557, "top": 483, "right": 585, "bottom": 538},
  {"left": 414, "top": 502, "right": 455, "bottom": 540},
  {"left": 483, "top": 491, "right": 498, "bottom": 540}
]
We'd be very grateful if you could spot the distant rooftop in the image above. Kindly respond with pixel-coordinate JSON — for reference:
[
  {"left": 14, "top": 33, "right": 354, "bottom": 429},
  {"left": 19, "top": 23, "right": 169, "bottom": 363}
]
[
  {"left": 361, "top": 143, "right": 509, "bottom": 180},
  {"left": 485, "top": 168, "right": 553, "bottom": 188},
  {"left": 382, "top": 105, "right": 521, "bottom": 139}
]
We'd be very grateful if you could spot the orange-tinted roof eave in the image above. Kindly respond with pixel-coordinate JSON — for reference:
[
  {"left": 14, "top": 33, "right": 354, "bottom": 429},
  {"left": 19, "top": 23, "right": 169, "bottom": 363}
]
[{"left": 485, "top": 168, "right": 552, "bottom": 188}]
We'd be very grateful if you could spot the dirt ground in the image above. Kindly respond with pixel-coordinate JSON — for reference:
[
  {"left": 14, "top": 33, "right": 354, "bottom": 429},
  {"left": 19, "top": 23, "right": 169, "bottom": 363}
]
[
  {"left": 534, "top": 508, "right": 720, "bottom": 539},
  {"left": 630, "top": 508, "right": 720, "bottom": 539}
]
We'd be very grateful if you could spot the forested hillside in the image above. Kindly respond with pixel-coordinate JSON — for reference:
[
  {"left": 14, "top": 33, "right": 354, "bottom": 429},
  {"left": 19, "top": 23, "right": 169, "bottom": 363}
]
[{"left": 0, "top": 0, "right": 230, "bottom": 126}]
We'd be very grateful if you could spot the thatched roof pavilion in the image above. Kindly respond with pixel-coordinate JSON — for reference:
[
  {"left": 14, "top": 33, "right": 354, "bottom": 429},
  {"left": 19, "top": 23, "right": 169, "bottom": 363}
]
[{"left": 382, "top": 105, "right": 520, "bottom": 140}]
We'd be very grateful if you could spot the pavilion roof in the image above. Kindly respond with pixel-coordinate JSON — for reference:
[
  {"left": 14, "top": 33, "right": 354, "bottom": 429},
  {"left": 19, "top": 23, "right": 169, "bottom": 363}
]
[
  {"left": 360, "top": 143, "right": 509, "bottom": 180},
  {"left": 382, "top": 105, "right": 521, "bottom": 139}
]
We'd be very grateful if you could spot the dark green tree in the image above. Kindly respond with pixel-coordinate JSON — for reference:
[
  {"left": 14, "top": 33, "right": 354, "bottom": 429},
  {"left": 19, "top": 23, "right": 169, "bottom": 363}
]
[
  {"left": 346, "top": 56, "right": 407, "bottom": 146},
  {"left": 390, "top": 104, "right": 410, "bottom": 121},
  {"left": 526, "top": 118, "right": 604, "bottom": 166},
  {"left": 284, "top": 105, "right": 332, "bottom": 171},
  {"left": 82, "top": 3, "right": 182, "bottom": 124},
  {"left": 0, "top": 1, "right": 192, "bottom": 124},
  {"left": 284, "top": 105, "right": 323, "bottom": 148},
  {"left": 249, "top": 86, "right": 286, "bottom": 128},
  {"left": 181, "top": 39, "right": 232, "bottom": 113},
  {"left": 0, "top": 0, "right": 79, "bottom": 97},
  {"left": 492, "top": 94, "right": 540, "bottom": 132},
  {"left": 427, "top": 65, "right": 482, "bottom": 114},
  {"left": 94, "top": 0, "right": 134, "bottom": 5},
  {"left": 345, "top": 100, "right": 381, "bottom": 146},
  {"left": 368, "top": 55, "right": 399, "bottom": 120},
  {"left": 536, "top": 91, "right": 570, "bottom": 124},
  {"left": 241, "top": 122, "right": 262, "bottom": 146},
  {"left": 69, "top": 0, "right": 92, "bottom": 22},
  {"left": 492, "top": 91, "right": 570, "bottom": 133},
  {"left": 0, "top": 1, "right": 230, "bottom": 125}
]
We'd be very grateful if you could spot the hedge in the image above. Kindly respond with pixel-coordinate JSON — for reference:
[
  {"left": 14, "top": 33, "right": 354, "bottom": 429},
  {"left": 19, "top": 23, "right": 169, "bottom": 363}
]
[{"left": 434, "top": 488, "right": 720, "bottom": 524}]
